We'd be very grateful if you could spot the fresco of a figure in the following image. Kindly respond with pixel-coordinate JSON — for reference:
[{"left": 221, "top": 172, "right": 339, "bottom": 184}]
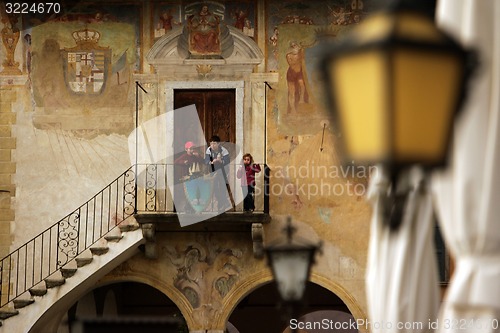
[
  {"left": 153, "top": 4, "right": 182, "bottom": 39},
  {"left": 267, "top": 0, "right": 373, "bottom": 135},
  {"left": 285, "top": 40, "right": 310, "bottom": 114},
  {"left": 187, "top": 4, "right": 221, "bottom": 55}
]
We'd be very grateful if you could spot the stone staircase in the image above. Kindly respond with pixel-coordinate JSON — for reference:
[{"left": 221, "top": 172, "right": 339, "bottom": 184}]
[{"left": 0, "top": 218, "right": 145, "bottom": 332}]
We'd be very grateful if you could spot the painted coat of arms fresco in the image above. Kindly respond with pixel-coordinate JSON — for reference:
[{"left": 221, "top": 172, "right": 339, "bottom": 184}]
[{"left": 62, "top": 28, "right": 111, "bottom": 94}]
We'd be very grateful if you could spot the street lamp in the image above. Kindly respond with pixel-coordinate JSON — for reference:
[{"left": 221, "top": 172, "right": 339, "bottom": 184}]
[
  {"left": 321, "top": 0, "right": 475, "bottom": 228},
  {"left": 264, "top": 217, "right": 322, "bottom": 328}
]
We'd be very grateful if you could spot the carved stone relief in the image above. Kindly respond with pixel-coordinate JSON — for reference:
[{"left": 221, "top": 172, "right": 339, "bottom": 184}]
[{"left": 162, "top": 234, "right": 243, "bottom": 322}]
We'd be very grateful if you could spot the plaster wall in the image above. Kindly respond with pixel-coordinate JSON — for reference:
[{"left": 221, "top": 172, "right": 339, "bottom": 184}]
[
  {"left": 0, "top": 0, "right": 372, "bottom": 329},
  {"left": 13, "top": 96, "right": 132, "bottom": 247}
]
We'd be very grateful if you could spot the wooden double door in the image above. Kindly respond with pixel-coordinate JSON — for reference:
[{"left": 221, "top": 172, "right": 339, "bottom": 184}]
[{"left": 174, "top": 89, "right": 236, "bottom": 154}]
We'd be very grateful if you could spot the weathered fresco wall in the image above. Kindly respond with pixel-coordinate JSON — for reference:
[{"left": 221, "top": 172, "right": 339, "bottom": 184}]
[
  {"left": 1, "top": 0, "right": 375, "bottom": 329},
  {"left": 263, "top": 1, "right": 373, "bottom": 308}
]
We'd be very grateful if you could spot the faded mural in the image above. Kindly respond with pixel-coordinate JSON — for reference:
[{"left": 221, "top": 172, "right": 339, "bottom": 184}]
[
  {"left": 263, "top": 0, "right": 375, "bottom": 264},
  {"left": 1, "top": 0, "right": 376, "bottom": 256},
  {"left": 20, "top": 2, "right": 141, "bottom": 137},
  {"left": 152, "top": 0, "right": 257, "bottom": 40},
  {"left": 1, "top": 12, "right": 22, "bottom": 75},
  {"left": 19, "top": 0, "right": 262, "bottom": 136},
  {"left": 30, "top": 23, "right": 135, "bottom": 106},
  {"left": 266, "top": 0, "right": 375, "bottom": 135},
  {"left": 11, "top": 0, "right": 378, "bottom": 136},
  {"left": 0, "top": 1, "right": 376, "bottom": 327}
]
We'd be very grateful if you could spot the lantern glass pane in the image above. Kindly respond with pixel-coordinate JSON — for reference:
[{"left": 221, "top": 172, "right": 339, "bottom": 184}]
[
  {"left": 330, "top": 51, "right": 389, "bottom": 162},
  {"left": 270, "top": 250, "right": 310, "bottom": 302},
  {"left": 392, "top": 49, "right": 462, "bottom": 164}
]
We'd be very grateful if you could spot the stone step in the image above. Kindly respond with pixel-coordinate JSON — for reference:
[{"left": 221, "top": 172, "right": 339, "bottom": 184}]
[
  {"left": 0, "top": 225, "right": 140, "bottom": 326},
  {"left": 75, "top": 249, "right": 94, "bottom": 267},
  {"left": 60, "top": 266, "right": 78, "bottom": 279},
  {"left": 0, "top": 306, "right": 19, "bottom": 320},
  {"left": 59, "top": 260, "right": 78, "bottom": 279},
  {"left": 90, "top": 238, "right": 110, "bottom": 256},
  {"left": 45, "top": 275, "right": 65, "bottom": 289},
  {"left": 75, "top": 256, "right": 93, "bottom": 267},
  {"left": 104, "top": 234, "right": 123, "bottom": 243},
  {"left": 90, "top": 246, "right": 109, "bottom": 256},
  {"left": 119, "top": 221, "right": 140, "bottom": 232},
  {"left": 13, "top": 298, "right": 35, "bottom": 309},
  {"left": 29, "top": 282, "right": 47, "bottom": 297}
]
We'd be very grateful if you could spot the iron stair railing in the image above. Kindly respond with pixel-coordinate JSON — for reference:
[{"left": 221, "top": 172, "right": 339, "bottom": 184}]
[
  {"left": 0, "top": 162, "right": 270, "bottom": 308},
  {"left": 0, "top": 166, "right": 136, "bottom": 308}
]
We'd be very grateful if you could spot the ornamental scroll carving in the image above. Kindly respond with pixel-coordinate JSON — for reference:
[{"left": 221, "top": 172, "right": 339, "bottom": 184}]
[{"left": 163, "top": 234, "right": 243, "bottom": 320}]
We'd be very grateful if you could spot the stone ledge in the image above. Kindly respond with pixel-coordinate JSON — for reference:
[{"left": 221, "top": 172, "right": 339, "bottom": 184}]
[
  {"left": 135, "top": 212, "right": 271, "bottom": 232},
  {"left": 135, "top": 212, "right": 271, "bottom": 259}
]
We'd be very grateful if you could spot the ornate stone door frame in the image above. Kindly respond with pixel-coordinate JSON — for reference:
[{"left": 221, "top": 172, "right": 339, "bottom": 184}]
[
  {"left": 146, "top": 26, "right": 264, "bottom": 166},
  {"left": 165, "top": 80, "right": 244, "bottom": 159}
]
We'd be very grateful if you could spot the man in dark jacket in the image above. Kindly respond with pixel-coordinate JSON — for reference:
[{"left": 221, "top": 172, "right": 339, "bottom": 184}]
[{"left": 204, "top": 135, "right": 233, "bottom": 211}]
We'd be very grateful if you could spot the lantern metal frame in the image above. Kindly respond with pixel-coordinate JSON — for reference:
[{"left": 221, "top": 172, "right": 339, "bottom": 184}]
[
  {"left": 264, "top": 217, "right": 322, "bottom": 326},
  {"left": 321, "top": 0, "right": 476, "bottom": 177},
  {"left": 320, "top": 0, "right": 476, "bottom": 229}
]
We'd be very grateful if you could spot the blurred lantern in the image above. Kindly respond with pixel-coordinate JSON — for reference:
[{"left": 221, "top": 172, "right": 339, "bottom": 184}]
[
  {"left": 264, "top": 217, "right": 322, "bottom": 333},
  {"left": 321, "top": 0, "right": 475, "bottom": 229},
  {"left": 322, "top": 0, "right": 474, "bottom": 176},
  {"left": 264, "top": 217, "right": 321, "bottom": 303}
]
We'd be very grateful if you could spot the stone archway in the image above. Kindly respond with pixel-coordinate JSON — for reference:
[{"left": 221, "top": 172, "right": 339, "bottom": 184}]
[
  {"left": 309, "top": 273, "right": 368, "bottom": 327},
  {"left": 216, "top": 271, "right": 366, "bottom": 333},
  {"left": 55, "top": 281, "right": 187, "bottom": 332},
  {"left": 227, "top": 280, "right": 361, "bottom": 333}
]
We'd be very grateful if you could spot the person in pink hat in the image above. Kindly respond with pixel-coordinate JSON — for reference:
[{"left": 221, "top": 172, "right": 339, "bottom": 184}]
[
  {"left": 174, "top": 141, "right": 204, "bottom": 180},
  {"left": 174, "top": 141, "right": 204, "bottom": 213}
]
